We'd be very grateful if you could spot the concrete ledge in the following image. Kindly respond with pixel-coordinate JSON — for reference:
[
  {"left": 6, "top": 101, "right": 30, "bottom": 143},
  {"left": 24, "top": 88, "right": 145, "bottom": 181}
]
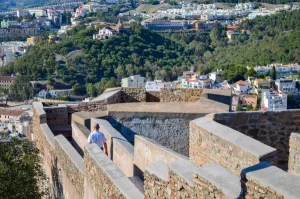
[
  {"left": 33, "top": 102, "right": 46, "bottom": 116},
  {"left": 55, "top": 135, "right": 84, "bottom": 173},
  {"left": 197, "top": 163, "right": 241, "bottom": 199},
  {"left": 134, "top": 135, "right": 187, "bottom": 177},
  {"left": 40, "top": 123, "right": 55, "bottom": 149},
  {"left": 168, "top": 159, "right": 199, "bottom": 186},
  {"left": 242, "top": 162, "right": 300, "bottom": 199},
  {"left": 55, "top": 135, "right": 84, "bottom": 198},
  {"left": 145, "top": 161, "right": 168, "bottom": 181},
  {"left": 191, "top": 117, "right": 276, "bottom": 159},
  {"left": 84, "top": 144, "right": 143, "bottom": 199}
]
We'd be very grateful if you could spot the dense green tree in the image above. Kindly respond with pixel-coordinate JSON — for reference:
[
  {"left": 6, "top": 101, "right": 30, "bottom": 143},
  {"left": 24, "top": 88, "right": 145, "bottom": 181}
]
[
  {"left": 0, "top": 138, "right": 49, "bottom": 199},
  {"left": 9, "top": 76, "right": 34, "bottom": 101},
  {"left": 86, "top": 83, "right": 97, "bottom": 97}
]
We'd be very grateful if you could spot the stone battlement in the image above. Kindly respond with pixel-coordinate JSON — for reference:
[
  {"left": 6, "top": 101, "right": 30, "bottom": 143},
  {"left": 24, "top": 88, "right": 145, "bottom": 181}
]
[{"left": 31, "top": 86, "right": 300, "bottom": 199}]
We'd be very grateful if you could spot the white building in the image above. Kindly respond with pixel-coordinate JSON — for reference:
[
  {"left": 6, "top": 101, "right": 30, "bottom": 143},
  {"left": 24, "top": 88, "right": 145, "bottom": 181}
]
[
  {"left": 232, "top": 80, "right": 253, "bottom": 94},
  {"left": 93, "top": 27, "right": 119, "bottom": 40},
  {"left": 145, "top": 80, "right": 176, "bottom": 91},
  {"left": 275, "top": 79, "right": 297, "bottom": 94},
  {"left": 38, "top": 89, "right": 73, "bottom": 99},
  {"left": 121, "top": 75, "right": 146, "bottom": 88},
  {"left": 261, "top": 91, "right": 287, "bottom": 111},
  {"left": 106, "top": 0, "right": 119, "bottom": 4},
  {"left": 28, "top": 9, "right": 46, "bottom": 17},
  {"left": 181, "top": 75, "right": 211, "bottom": 89},
  {"left": 74, "top": 7, "right": 87, "bottom": 18},
  {"left": 209, "top": 69, "right": 223, "bottom": 83},
  {"left": 252, "top": 63, "right": 300, "bottom": 75}
]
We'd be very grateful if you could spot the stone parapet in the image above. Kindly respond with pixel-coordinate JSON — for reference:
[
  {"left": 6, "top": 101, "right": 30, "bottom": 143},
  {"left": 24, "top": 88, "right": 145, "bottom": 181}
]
[
  {"left": 190, "top": 117, "right": 277, "bottom": 176},
  {"left": 144, "top": 160, "right": 241, "bottom": 199},
  {"left": 54, "top": 135, "right": 84, "bottom": 198},
  {"left": 288, "top": 133, "right": 300, "bottom": 176},
  {"left": 121, "top": 87, "right": 146, "bottom": 102},
  {"left": 84, "top": 144, "right": 143, "bottom": 199},
  {"left": 92, "top": 118, "right": 134, "bottom": 177},
  {"left": 211, "top": 110, "right": 300, "bottom": 169},
  {"left": 134, "top": 135, "right": 187, "bottom": 178},
  {"left": 44, "top": 107, "right": 69, "bottom": 127},
  {"left": 72, "top": 121, "right": 90, "bottom": 156},
  {"left": 160, "top": 88, "right": 203, "bottom": 102},
  {"left": 241, "top": 162, "right": 300, "bottom": 199}
]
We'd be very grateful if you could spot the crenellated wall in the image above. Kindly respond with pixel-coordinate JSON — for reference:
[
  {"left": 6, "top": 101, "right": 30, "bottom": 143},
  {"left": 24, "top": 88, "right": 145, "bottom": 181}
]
[
  {"left": 190, "top": 117, "right": 277, "bottom": 176},
  {"left": 144, "top": 160, "right": 242, "bottom": 199},
  {"left": 32, "top": 100, "right": 300, "bottom": 199},
  {"left": 84, "top": 144, "right": 143, "bottom": 199},
  {"left": 289, "top": 133, "right": 300, "bottom": 177},
  {"left": 212, "top": 110, "right": 300, "bottom": 170},
  {"left": 241, "top": 162, "right": 300, "bottom": 199},
  {"left": 54, "top": 135, "right": 84, "bottom": 199},
  {"left": 160, "top": 88, "right": 203, "bottom": 102},
  {"left": 32, "top": 102, "right": 143, "bottom": 199}
]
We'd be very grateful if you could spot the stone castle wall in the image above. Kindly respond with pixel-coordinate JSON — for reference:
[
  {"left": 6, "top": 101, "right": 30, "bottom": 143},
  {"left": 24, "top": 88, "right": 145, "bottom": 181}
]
[
  {"left": 160, "top": 88, "right": 203, "bottom": 102},
  {"left": 146, "top": 91, "right": 160, "bottom": 102},
  {"left": 32, "top": 102, "right": 143, "bottom": 199},
  {"left": 144, "top": 160, "right": 242, "bottom": 199},
  {"left": 289, "top": 133, "right": 300, "bottom": 176},
  {"left": 189, "top": 117, "right": 276, "bottom": 176},
  {"left": 212, "top": 111, "right": 300, "bottom": 170}
]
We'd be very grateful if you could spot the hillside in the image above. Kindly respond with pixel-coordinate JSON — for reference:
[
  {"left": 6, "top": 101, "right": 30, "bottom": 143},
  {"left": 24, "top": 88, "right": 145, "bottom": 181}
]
[{"left": 1, "top": 9, "right": 300, "bottom": 95}]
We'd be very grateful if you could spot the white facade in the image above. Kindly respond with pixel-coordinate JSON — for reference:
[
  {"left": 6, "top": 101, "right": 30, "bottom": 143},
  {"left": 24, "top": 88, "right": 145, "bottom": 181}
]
[
  {"left": 209, "top": 69, "right": 223, "bottom": 83},
  {"left": 106, "top": 0, "right": 119, "bottom": 4},
  {"left": 145, "top": 80, "right": 176, "bottom": 91},
  {"left": 253, "top": 63, "right": 300, "bottom": 74},
  {"left": 38, "top": 89, "right": 73, "bottom": 99},
  {"left": 275, "top": 79, "right": 297, "bottom": 94},
  {"left": 28, "top": 9, "right": 46, "bottom": 17},
  {"left": 181, "top": 78, "right": 211, "bottom": 88},
  {"left": 233, "top": 80, "right": 253, "bottom": 94},
  {"left": 121, "top": 75, "right": 146, "bottom": 88},
  {"left": 261, "top": 91, "right": 287, "bottom": 111}
]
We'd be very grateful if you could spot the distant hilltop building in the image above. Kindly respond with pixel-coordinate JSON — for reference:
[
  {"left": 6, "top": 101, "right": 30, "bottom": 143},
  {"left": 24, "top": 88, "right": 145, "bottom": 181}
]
[
  {"left": 252, "top": 63, "right": 300, "bottom": 74},
  {"left": 142, "top": 20, "right": 188, "bottom": 31},
  {"left": 145, "top": 80, "right": 176, "bottom": 92},
  {"left": 121, "top": 75, "right": 146, "bottom": 88}
]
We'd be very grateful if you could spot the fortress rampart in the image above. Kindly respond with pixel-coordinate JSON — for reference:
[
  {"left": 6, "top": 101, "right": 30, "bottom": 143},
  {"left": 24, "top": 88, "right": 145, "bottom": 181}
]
[{"left": 29, "top": 87, "right": 300, "bottom": 199}]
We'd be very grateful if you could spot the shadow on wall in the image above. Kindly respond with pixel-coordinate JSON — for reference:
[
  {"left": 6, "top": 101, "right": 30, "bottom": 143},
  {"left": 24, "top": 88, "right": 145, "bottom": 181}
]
[{"left": 108, "top": 117, "right": 136, "bottom": 144}]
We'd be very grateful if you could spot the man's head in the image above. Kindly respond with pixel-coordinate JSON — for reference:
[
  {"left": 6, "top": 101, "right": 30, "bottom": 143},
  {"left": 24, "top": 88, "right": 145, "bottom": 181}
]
[{"left": 94, "top": 123, "right": 100, "bottom": 131}]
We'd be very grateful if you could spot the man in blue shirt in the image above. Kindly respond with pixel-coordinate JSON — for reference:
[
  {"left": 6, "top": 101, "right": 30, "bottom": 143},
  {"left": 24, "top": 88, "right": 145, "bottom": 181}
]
[{"left": 87, "top": 123, "right": 108, "bottom": 155}]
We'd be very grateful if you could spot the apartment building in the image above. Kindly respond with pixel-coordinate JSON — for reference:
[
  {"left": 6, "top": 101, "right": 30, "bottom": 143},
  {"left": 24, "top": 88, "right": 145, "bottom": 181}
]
[
  {"left": 275, "top": 79, "right": 297, "bottom": 94},
  {"left": 0, "top": 76, "right": 15, "bottom": 90},
  {"left": 142, "top": 20, "right": 188, "bottom": 31},
  {"left": 145, "top": 80, "right": 176, "bottom": 92},
  {"left": 121, "top": 75, "right": 146, "bottom": 88},
  {"left": 261, "top": 91, "right": 287, "bottom": 111}
]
